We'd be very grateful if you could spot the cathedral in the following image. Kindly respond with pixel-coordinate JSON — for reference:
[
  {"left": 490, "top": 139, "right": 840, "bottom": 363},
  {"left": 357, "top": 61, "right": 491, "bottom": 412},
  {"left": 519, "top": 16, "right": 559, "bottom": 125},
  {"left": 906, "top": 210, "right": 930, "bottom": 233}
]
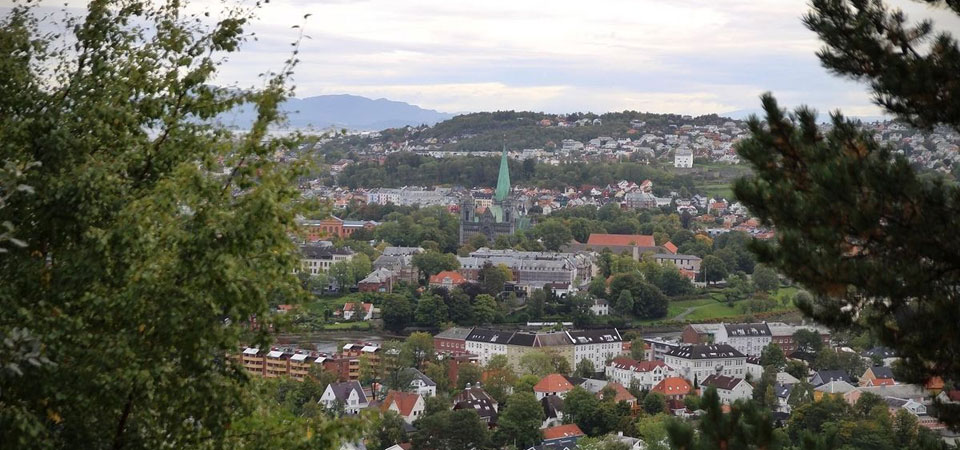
[{"left": 459, "top": 148, "right": 530, "bottom": 244}]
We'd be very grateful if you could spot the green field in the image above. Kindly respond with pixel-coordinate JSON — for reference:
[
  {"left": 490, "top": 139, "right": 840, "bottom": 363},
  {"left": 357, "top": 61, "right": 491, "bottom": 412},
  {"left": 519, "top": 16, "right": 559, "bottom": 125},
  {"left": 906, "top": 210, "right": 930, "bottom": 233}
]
[
  {"left": 637, "top": 286, "right": 801, "bottom": 326},
  {"left": 700, "top": 183, "right": 734, "bottom": 200},
  {"left": 322, "top": 321, "right": 372, "bottom": 331}
]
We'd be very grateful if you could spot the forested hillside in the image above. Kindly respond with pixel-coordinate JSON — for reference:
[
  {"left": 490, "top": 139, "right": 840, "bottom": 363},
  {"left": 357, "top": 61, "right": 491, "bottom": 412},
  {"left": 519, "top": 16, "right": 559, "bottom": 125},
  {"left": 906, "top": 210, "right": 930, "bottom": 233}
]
[
  {"left": 319, "top": 110, "right": 736, "bottom": 154},
  {"left": 335, "top": 153, "right": 707, "bottom": 193}
]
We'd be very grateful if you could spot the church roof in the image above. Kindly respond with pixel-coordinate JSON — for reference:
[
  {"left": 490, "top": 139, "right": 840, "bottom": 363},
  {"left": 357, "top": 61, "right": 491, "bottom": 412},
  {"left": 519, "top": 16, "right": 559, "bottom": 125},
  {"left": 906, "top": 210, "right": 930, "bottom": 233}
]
[{"left": 494, "top": 146, "right": 511, "bottom": 201}]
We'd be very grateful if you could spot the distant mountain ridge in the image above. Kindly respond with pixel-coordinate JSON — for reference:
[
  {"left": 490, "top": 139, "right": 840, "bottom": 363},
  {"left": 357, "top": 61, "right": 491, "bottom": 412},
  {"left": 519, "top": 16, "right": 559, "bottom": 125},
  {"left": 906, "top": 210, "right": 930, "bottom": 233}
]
[{"left": 217, "top": 94, "right": 453, "bottom": 130}]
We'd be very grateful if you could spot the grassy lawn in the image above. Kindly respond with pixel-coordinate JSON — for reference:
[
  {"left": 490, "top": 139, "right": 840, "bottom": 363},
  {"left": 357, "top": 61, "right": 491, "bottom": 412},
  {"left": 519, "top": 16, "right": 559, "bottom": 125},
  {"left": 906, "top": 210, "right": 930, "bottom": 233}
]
[
  {"left": 634, "top": 285, "right": 802, "bottom": 326},
  {"left": 700, "top": 183, "right": 734, "bottom": 200},
  {"left": 666, "top": 298, "right": 716, "bottom": 317},
  {"left": 322, "top": 321, "right": 371, "bottom": 331}
]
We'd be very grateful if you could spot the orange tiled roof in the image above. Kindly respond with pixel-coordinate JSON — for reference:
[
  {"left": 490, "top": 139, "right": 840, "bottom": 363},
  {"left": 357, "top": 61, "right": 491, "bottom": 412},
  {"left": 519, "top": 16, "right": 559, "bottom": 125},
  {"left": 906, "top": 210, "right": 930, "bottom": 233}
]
[
  {"left": 381, "top": 391, "right": 421, "bottom": 417},
  {"left": 601, "top": 382, "right": 636, "bottom": 403},
  {"left": 652, "top": 377, "right": 692, "bottom": 396},
  {"left": 586, "top": 234, "right": 655, "bottom": 247},
  {"left": 925, "top": 377, "right": 945, "bottom": 390},
  {"left": 429, "top": 271, "right": 466, "bottom": 285},
  {"left": 663, "top": 241, "right": 678, "bottom": 254},
  {"left": 534, "top": 374, "right": 574, "bottom": 393},
  {"left": 869, "top": 378, "right": 896, "bottom": 387},
  {"left": 542, "top": 423, "right": 584, "bottom": 440}
]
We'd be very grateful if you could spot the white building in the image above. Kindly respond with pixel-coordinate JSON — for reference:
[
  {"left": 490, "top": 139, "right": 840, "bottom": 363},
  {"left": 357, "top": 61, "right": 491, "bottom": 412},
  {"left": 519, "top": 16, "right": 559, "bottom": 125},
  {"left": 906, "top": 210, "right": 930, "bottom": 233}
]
[
  {"left": 381, "top": 391, "right": 425, "bottom": 424},
  {"left": 402, "top": 368, "right": 437, "bottom": 397},
  {"left": 569, "top": 329, "right": 624, "bottom": 371},
  {"left": 714, "top": 323, "right": 772, "bottom": 357},
  {"left": 589, "top": 299, "right": 609, "bottom": 316},
  {"left": 320, "top": 381, "right": 368, "bottom": 414},
  {"left": 663, "top": 344, "right": 747, "bottom": 384},
  {"left": 701, "top": 374, "right": 753, "bottom": 404},
  {"left": 605, "top": 357, "right": 677, "bottom": 390},
  {"left": 674, "top": 149, "right": 693, "bottom": 168},
  {"left": 300, "top": 244, "right": 354, "bottom": 275},
  {"left": 464, "top": 328, "right": 512, "bottom": 365}
]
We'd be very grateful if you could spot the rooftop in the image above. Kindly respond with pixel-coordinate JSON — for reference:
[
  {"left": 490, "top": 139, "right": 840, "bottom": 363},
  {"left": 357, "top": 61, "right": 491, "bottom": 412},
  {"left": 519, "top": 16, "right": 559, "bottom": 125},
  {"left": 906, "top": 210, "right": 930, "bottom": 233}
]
[
  {"left": 585, "top": 233, "right": 655, "bottom": 247},
  {"left": 666, "top": 344, "right": 745, "bottom": 359}
]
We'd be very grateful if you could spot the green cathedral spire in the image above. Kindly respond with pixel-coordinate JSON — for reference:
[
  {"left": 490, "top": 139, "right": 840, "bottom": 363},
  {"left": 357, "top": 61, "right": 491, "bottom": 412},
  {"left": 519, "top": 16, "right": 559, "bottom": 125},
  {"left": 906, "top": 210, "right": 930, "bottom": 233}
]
[{"left": 494, "top": 144, "right": 511, "bottom": 201}]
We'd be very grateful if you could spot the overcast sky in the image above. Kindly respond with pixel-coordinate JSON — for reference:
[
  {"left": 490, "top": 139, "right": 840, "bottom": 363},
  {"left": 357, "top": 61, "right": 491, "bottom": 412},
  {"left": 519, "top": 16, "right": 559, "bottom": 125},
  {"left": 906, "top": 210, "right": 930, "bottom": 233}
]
[{"left": 6, "top": 0, "right": 960, "bottom": 116}]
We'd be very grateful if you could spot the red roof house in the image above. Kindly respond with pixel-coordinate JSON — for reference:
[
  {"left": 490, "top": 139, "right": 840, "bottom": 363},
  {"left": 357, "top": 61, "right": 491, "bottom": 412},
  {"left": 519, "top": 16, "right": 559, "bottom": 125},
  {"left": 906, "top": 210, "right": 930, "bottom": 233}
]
[
  {"left": 542, "top": 423, "right": 585, "bottom": 441},
  {"left": 429, "top": 271, "right": 466, "bottom": 288},
  {"left": 534, "top": 374, "right": 575, "bottom": 400}
]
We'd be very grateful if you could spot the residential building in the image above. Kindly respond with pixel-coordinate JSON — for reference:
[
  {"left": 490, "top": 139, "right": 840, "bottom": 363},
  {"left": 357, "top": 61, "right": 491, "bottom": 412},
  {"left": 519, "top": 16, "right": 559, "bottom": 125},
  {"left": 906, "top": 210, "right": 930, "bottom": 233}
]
[
  {"left": 401, "top": 368, "right": 437, "bottom": 397},
  {"left": 601, "top": 382, "right": 637, "bottom": 407},
  {"left": 320, "top": 381, "right": 368, "bottom": 414},
  {"left": 589, "top": 299, "right": 609, "bottom": 316},
  {"left": 605, "top": 357, "right": 677, "bottom": 390},
  {"left": 663, "top": 344, "right": 747, "bottom": 383},
  {"left": 810, "top": 370, "right": 853, "bottom": 387},
  {"left": 434, "top": 326, "right": 473, "bottom": 354},
  {"left": 674, "top": 149, "right": 694, "bottom": 168},
  {"left": 342, "top": 302, "right": 375, "bottom": 321},
  {"left": 300, "top": 244, "right": 354, "bottom": 276},
  {"left": 381, "top": 391, "right": 425, "bottom": 423},
  {"left": 542, "top": 424, "right": 585, "bottom": 442},
  {"left": 569, "top": 329, "right": 624, "bottom": 372},
  {"left": 815, "top": 380, "right": 857, "bottom": 399},
  {"left": 860, "top": 366, "right": 897, "bottom": 387},
  {"left": 624, "top": 191, "right": 657, "bottom": 210},
  {"left": 373, "top": 247, "right": 423, "bottom": 284},
  {"left": 534, "top": 374, "right": 575, "bottom": 400},
  {"left": 357, "top": 268, "right": 396, "bottom": 293},
  {"left": 506, "top": 331, "right": 576, "bottom": 373},
  {"left": 653, "top": 253, "right": 703, "bottom": 274},
  {"left": 644, "top": 337, "right": 684, "bottom": 362},
  {"left": 681, "top": 323, "right": 721, "bottom": 344},
  {"left": 701, "top": 375, "right": 753, "bottom": 404},
  {"left": 453, "top": 385, "right": 499, "bottom": 425},
  {"left": 541, "top": 395, "right": 565, "bottom": 428},
  {"left": 241, "top": 347, "right": 265, "bottom": 376},
  {"left": 652, "top": 377, "right": 693, "bottom": 400},
  {"left": 288, "top": 353, "right": 312, "bottom": 381},
  {"left": 714, "top": 323, "right": 772, "bottom": 357},
  {"left": 265, "top": 350, "right": 291, "bottom": 378},
  {"left": 429, "top": 270, "right": 467, "bottom": 289},
  {"left": 465, "top": 328, "right": 513, "bottom": 365},
  {"left": 767, "top": 323, "right": 831, "bottom": 354}
]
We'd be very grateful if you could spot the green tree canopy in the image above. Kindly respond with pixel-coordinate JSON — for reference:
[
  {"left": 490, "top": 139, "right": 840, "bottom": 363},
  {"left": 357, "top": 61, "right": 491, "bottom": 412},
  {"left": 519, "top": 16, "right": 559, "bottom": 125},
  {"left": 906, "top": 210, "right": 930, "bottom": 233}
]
[
  {"left": 412, "top": 409, "right": 490, "bottom": 450},
  {"left": 0, "top": 1, "right": 369, "bottom": 448},
  {"left": 494, "top": 392, "right": 544, "bottom": 448},
  {"left": 734, "top": 0, "right": 960, "bottom": 427}
]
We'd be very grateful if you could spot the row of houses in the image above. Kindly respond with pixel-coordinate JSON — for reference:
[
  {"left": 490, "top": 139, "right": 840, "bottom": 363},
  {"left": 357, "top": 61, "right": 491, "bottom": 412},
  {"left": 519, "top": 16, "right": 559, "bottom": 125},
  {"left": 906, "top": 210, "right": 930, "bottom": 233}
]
[
  {"left": 238, "top": 342, "right": 384, "bottom": 382},
  {"left": 458, "top": 327, "right": 625, "bottom": 371},
  {"left": 681, "top": 321, "right": 831, "bottom": 356}
]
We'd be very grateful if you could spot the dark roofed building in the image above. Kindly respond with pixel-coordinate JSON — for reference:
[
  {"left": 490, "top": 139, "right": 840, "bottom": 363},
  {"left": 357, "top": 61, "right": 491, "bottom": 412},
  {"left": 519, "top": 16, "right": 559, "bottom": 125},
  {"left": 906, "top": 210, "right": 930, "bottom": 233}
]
[
  {"left": 435, "top": 326, "right": 474, "bottom": 354},
  {"left": 541, "top": 395, "right": 565, "bottom": 428},
  {"left": 666, "top": 344, "right": 745, "bottom": 359},
  {"left": 664, "top": 344, "right": 747, "bottom": 382},
  {"left": 569, "top": 329, "right": 623, "bottom": 371},
  {"left": 810, "top": 370, "right": 853, "bottom": 387},
  {"left": 715, "top": 323, "right": 773, "bottom": 357},
  {"left": 453, "top": 385, "right": 499, "bottom": 426},
  {"left": 701, "top": 374, "right": 753, "bottom": 404}
]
